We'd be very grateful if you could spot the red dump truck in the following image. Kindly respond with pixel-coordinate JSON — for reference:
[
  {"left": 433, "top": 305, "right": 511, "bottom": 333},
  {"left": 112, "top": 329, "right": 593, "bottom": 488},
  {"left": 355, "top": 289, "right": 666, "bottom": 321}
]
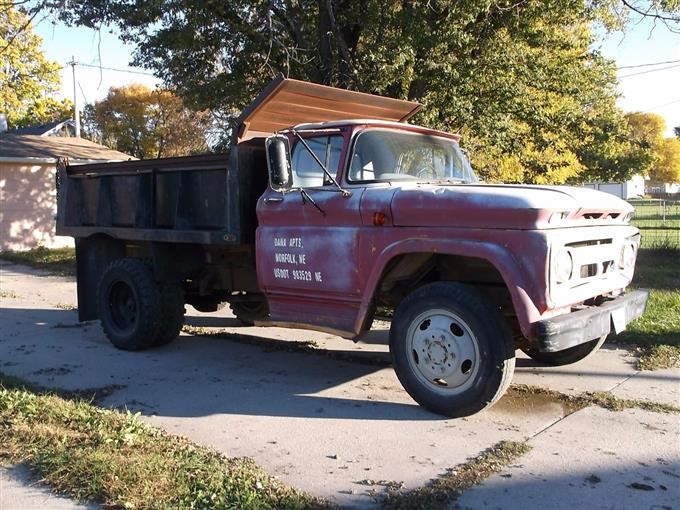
[{"left": 57, "top": 76, "right": 648, "bottom": 417}]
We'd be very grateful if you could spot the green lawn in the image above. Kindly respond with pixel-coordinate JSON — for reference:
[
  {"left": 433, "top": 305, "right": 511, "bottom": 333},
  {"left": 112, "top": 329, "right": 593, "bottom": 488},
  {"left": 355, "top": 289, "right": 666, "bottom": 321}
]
[
  {"left": 0, "top": 375, "right": 326, "bottom": 510},
  {"left": 615, "top": 249, "right": 680, "bottom": 369},
  {"left": 0, "top": 246, "right": 76, "bottom": 276},
  {"left": 629, "top": 200, "right": 680, "bottom": 249}
]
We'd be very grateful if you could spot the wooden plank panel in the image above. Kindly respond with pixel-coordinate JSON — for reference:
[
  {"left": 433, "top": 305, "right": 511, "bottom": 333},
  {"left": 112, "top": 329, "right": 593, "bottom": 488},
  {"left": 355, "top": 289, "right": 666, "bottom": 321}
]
[
  {"left": 238, "top": 76, "right": 423, "bottom": 139},
  {"left": 253, "top": 108, "right": 394, "bottom": 129},
  {"left": 265, "top": 91, "right": 411, "bottom": 118},
  {"left": 281, "top": 79, "right": 419, "bottom": 112}
]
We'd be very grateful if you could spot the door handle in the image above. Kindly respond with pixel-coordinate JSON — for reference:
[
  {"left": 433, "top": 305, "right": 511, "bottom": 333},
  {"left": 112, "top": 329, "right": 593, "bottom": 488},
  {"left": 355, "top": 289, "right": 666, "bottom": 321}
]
[{"left": 264, "top": 197, "right": 284, "bottom": 204}]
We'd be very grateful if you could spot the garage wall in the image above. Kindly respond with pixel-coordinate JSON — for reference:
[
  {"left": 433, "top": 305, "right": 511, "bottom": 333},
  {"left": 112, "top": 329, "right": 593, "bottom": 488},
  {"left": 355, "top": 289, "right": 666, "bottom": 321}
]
[{"left": 0, "top": 162, "right": 74, "bottom": 251}]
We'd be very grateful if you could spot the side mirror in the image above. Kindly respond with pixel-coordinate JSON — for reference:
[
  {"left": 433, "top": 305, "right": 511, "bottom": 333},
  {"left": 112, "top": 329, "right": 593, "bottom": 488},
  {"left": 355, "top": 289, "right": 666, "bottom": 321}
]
[{"left": 266, "top": 135, "right": 293, "bottom": 192}]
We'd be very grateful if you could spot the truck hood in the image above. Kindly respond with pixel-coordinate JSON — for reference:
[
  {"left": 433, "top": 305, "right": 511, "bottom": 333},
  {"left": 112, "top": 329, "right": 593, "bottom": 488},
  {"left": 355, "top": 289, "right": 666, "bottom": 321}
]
[{"left": 390, "top": 183, "right": 634, "bottom": 230}]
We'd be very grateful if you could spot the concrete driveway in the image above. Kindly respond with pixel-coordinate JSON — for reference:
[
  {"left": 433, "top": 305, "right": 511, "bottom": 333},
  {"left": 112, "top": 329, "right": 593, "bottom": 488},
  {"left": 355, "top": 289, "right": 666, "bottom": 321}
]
[{"left": 1, "top": 260, "right": 678, "bottom": 509}]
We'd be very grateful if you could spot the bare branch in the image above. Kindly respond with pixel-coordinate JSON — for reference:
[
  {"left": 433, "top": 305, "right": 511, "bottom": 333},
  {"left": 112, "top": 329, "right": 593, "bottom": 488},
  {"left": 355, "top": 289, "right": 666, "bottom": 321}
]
[{"left": 621, "top": 0, "right": 678, "bottom": 22}]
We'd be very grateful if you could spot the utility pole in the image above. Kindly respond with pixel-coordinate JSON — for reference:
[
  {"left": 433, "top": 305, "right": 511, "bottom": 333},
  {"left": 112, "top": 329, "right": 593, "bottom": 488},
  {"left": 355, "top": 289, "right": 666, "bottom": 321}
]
[{"left": 67, "top": 56, "right": 80, "bottom": 137}]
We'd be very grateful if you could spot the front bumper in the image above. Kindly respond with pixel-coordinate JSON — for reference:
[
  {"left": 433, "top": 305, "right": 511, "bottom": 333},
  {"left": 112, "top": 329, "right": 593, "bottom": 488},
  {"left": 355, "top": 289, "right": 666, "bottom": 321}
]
[{"left": 531, "top": 290, "right": 649, "bottom": 352}]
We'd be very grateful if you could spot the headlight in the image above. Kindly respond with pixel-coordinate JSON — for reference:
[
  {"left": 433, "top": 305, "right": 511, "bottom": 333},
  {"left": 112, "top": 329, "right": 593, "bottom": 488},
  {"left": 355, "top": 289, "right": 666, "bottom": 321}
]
[
  {"left": 620, "top": 243, "right": 636, "bottom": 269},
  {"left": 555, "top": 249, "right": 573, "bottom": 283},
  {"left": 549, "top": 211, "right": 570, "bottom": 224}
]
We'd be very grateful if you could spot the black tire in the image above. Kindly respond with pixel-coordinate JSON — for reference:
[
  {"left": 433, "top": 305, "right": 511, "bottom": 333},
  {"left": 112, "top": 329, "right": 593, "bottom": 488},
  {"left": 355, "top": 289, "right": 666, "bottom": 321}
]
[
  {"left": 153, "top": 284, "right": 185, "bottom": 346},
  {"left": 389, "top": 282, "right": 515, "bottom": 417},
  {"left": 229, "top": 299, "right": 269, "bottom": 326},
  {"left": 521, "top": 335, "right": 607, "bottom": 366},
  {"left": 97, "top": 258, "right": 161, "bottom": 351}
]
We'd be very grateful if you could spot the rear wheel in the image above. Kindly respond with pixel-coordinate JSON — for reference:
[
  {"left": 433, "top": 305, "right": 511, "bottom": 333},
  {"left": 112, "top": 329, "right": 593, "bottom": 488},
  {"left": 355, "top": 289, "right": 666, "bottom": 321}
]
[
  {"left": 98, "top": 258, "right": 161, "bottom": 351},
  {"left": 153, "top": 284, "right": 185, "bottom": 346},
  {"left": 230, "top": 299, "right": 269, "bottom": 326},
  {"left": 521, "top": 335, "right": 607, "bottom": 366},
  {"left": 390, "top": 282, "right": 515, "bottom": 417}
]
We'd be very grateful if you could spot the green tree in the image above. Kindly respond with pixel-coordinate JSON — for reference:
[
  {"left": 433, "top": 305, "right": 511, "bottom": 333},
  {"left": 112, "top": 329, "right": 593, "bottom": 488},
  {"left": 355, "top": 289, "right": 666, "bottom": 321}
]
[
  {"left": 83, "top": 83, "right": 210, "bottom": 159},
  {"left": 656, "top": 138, "right": 680, "bottom": 182},
  {"left": 56, "top": 1, "right": 679, "bottom": 182},
  {"left": 0, "top": 5, "right": 71, "bottom": 129},
  {"left": 625, "top": 112, "right": 666, "bottom": 149},
  {"left": 625, "top": 112, "right": 680, "bottom": 182}
]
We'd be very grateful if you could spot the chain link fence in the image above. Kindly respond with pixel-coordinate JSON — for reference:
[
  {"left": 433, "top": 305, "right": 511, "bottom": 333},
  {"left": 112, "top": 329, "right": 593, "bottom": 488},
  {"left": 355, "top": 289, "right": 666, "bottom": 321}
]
[{"left": 628, "top": 199, "right": 680, "bottom": 249}]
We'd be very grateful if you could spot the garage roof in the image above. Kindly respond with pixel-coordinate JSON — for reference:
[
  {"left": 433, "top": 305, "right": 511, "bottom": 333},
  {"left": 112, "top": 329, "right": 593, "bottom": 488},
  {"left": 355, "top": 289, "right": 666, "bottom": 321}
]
[{"left": 0, "top": 134, "right": 134, "bottom": 163}]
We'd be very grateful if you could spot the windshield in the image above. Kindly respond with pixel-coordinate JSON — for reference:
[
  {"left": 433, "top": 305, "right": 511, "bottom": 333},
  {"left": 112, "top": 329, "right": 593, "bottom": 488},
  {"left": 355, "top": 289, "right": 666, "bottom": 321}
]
[{"left": 348, "top": 129, "right": 478, "bottom": 184}]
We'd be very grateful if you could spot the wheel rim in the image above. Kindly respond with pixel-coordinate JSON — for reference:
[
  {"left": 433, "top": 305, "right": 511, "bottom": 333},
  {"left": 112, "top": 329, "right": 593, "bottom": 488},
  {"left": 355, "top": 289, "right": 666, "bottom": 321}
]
[
  {"left": 405, "top": 308, "right": 480, "bottom": 395},
  {"left": 108, "top": 281, "right": 137, "bottom": 333}
]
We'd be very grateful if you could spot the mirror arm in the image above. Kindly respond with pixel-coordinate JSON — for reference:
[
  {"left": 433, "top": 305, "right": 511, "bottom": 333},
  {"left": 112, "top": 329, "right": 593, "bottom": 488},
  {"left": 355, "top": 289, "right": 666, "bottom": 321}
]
[
  {"left": 299, "top": 188, "right": 326, "bottom": 216},
  {"left": 292, "top": 131, "right": 351, "bottom": 197}
]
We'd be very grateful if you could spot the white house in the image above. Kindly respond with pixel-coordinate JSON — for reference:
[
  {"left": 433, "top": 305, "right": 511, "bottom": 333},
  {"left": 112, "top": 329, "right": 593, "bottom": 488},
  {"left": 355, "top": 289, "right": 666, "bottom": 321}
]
[
  {"left": 0, "top": 122, "right": 132, "bottom": 251},
  {"left": 580, "top": 175, "right": 645, "bottom": 200}
]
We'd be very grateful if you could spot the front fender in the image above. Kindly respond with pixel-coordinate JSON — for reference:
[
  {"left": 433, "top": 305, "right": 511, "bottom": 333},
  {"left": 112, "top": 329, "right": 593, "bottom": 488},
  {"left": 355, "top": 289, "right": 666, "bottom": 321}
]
[{"left": 354, "top": 236, "right": 547, "bottom": 339}]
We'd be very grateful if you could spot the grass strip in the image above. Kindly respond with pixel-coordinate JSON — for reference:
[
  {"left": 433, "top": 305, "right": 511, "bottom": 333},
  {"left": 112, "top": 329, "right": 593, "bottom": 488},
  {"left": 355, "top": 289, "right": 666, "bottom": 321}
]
[
  {"left": 611, "top": 249, "right": 680, "bottom": 369},
  {"left": 0, "top": 379, "right": 328, "bottom": 510},
  {"left": 510, "top": 384, "right": 680, "bottom": 415},
  {"left": 636, "top": 344, "right": 680, "bottom": 371},
  {"left": 0, "top": 247, "right": 76, "bottom": 276},
  {"left": 381, "top": 441, "right": 531, "bottom": 509}
]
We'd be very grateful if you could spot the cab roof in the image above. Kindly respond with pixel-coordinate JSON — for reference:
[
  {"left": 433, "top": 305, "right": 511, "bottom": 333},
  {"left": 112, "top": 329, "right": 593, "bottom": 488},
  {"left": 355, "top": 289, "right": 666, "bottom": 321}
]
[
  {"left": 289, "top": 119, "right": 461, "bottom": 141},
  {"left": 236, "top": 74, "right": 422, "bottom": 141}
]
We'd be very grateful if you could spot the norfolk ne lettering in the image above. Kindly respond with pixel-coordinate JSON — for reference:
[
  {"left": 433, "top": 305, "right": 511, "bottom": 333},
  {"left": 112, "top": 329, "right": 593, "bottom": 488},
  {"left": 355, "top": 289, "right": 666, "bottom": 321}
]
[{"left": 274, "top": 252, "right": 307, "bottom": 265}]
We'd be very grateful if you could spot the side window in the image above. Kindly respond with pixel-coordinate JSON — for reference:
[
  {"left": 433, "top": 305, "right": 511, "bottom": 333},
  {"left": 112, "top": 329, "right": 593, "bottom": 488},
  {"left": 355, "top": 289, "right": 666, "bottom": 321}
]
[{"left": 291, "top": 135, "right": 343, "bottom": 187}]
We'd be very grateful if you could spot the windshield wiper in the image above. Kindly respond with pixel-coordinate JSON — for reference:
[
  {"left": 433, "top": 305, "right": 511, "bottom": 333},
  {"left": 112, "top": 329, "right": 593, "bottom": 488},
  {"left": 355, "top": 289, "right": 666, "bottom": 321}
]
[{"left": 292, "top": 131, "right": 351, "bottom": 197}]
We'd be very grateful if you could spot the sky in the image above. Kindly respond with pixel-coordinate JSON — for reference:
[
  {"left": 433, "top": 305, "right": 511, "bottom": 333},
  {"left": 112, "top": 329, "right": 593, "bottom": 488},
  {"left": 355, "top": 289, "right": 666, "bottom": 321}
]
[{"left": 33, "top": 15, "right": 680, "bottom": 137}]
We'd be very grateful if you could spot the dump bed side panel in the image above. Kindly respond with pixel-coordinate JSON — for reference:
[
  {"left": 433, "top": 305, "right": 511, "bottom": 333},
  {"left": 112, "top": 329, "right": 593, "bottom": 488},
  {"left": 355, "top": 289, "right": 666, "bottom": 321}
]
[{"left": 57, "top": 145, "right": 268, "bottom": 245}]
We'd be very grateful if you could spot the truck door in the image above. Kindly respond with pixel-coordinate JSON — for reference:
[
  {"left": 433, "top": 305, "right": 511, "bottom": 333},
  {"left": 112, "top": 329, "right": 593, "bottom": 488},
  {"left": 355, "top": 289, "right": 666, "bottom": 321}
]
[{"left": 256, "top": 132, "right": 364, "bottom": 335}]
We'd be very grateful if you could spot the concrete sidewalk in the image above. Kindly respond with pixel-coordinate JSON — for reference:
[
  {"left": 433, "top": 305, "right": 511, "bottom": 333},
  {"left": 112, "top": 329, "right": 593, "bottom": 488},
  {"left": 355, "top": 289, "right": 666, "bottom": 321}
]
[
  {"left": 1, "top": 261, "right": 678, "bottom": 508},
  {"left": 0, "top": 465, "right": 97, "bottom": 510}
]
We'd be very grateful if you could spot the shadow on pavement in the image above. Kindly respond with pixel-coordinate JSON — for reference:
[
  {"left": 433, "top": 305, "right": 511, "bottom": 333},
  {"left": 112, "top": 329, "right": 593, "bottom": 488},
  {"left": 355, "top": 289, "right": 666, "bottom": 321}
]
[
  {"left": 1, "top": 307, "right": 676, "bottom": 423},
  {"left": 0, "top": 307, "right": 439, "bottom": 421}
]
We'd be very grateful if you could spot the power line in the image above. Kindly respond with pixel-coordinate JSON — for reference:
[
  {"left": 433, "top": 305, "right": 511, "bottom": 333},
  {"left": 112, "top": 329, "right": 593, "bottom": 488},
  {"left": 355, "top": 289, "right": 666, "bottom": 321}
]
[
  {"left": 644, "top": 98, "right": 680, "bottom": 110},
  {"left": 76, "top": 62, "right": 156, "bottom": 76},
  {"left": 619, "top": 63, "right": 680, "bottom": 79},
  {"left": 618, "top": 58, "right": 680, "bottom": 69}
]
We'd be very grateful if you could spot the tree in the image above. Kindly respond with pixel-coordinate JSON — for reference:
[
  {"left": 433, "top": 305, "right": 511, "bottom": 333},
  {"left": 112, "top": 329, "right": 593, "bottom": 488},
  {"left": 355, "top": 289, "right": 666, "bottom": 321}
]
[
  {"left": 655, "top": 138, "right": 680, "bottom": 182},
  {"left": 625, "top": 112, "right": 665, "bottom": 149},
  {"left": 0, "top": 5, "right": 71, "bottom": 129},
  {"left": 11, "top": 97, "right": 74, "bottom": 129},
  {"left": 83, "top": 83, "right": 210, "bottom": 159},
  {"left": 625, "top": 112, "right": 680, "bottom": 182},
  {"left": 55, "top": 1, "right": 679, "bottom": 182}
]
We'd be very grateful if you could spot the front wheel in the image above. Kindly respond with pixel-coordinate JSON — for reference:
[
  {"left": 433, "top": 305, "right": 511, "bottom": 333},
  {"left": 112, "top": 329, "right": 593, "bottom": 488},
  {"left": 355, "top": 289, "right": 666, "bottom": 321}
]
[{"left": 390, "top": 282, "right": 515, "bottom": 417}]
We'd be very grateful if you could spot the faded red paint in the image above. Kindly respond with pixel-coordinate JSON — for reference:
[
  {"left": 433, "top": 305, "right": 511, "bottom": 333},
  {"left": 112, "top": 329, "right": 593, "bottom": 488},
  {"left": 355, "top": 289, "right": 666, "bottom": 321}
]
[{"left": 255, "top": 121, "right": 640, "bottom": 341}]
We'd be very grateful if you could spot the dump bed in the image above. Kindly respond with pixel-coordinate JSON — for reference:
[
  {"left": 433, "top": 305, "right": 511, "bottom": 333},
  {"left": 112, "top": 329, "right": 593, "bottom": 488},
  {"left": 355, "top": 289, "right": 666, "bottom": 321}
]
[
  {"left": 57, "top": 141, "right": 268, "bottom": 245},
  {"left": 56, "top": 75, "right": 421, "bottom": 245}
]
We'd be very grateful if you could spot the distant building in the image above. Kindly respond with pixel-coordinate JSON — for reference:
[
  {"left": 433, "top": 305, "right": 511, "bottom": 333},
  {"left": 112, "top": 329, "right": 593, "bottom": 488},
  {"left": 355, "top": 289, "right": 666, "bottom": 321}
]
[
  {"left": 0, "top": 125, "right": 133, "bottom": 251},
  {"left": 580, "top": 175, "right": 645, "bottom": 200},
  {"left": 3, "top": 119, "right": 77, "bottom": 138},
  {"left": 646, "top": 181, "right": 680, "bottom": 196}
]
